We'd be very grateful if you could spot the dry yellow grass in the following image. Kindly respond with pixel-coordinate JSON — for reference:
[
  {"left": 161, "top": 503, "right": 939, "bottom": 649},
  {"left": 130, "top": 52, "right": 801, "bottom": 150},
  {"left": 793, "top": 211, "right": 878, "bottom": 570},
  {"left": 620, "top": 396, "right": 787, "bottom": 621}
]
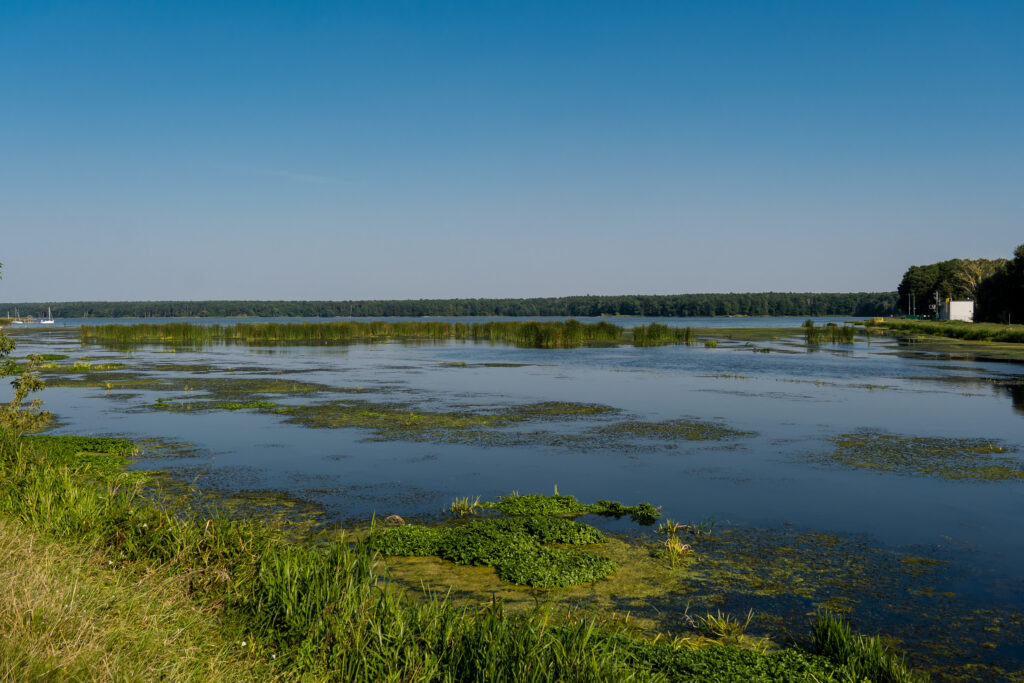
[{"left": 0, "top": 519, "right": 280, "bottom": 682}]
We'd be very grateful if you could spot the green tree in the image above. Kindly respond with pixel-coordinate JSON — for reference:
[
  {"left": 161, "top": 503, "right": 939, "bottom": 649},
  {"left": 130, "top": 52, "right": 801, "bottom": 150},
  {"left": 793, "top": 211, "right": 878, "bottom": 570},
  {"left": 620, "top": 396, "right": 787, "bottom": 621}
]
[
  {"left": 0, "top": 262, "right": 52, "bottom": 432},
  {"left": 977, "top": 244, "right": 1024, "bottom": 323},
  {"left": 897, "top": 257, "right": 1006, "bottom": 315}
]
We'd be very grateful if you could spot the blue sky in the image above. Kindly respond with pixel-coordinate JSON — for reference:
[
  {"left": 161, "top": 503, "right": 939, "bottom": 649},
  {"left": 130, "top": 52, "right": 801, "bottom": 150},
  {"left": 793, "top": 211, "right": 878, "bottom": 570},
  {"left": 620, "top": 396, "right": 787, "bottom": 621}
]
[{"left": 1, "top": 1, "right": 1021, "bottom": 301}]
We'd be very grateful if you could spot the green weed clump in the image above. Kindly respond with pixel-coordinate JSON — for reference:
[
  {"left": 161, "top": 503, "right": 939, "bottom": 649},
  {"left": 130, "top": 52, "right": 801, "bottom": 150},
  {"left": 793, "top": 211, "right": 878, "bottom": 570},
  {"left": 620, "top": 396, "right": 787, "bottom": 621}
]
[
  {"left": 812, "top": 611, "right": 929, "bottom": 683},
  {"left": 481, "top": 492, "right": 661, "bottom": 524},
  {"left": 366, "top": 517, "right": 615, "bottom": 588},
  {"left": 632, "top": 323, "right": 694, "bottom": 346},
  {"left": 803, "top": 320, "right": 857, "bottom": 344}
]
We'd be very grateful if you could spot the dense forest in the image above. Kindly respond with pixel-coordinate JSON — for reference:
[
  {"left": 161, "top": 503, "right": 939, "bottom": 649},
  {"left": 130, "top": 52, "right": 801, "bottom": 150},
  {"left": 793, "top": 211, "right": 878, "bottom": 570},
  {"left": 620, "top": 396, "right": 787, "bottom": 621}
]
[
  {"left": 2, "top": 292, "right": 898, "bottom": 319},
  {"left": 897, "top": 243, "right": 1024, "bottom": 323}
]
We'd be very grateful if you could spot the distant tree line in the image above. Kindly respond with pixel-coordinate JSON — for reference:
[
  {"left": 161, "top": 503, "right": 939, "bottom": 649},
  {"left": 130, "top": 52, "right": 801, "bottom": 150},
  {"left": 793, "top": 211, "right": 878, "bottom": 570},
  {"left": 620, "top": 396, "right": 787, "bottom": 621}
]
[
  {"left": 1, "top": 292, "right": 899, "bottom": 319},
  {"left": 896, "top": 243, "right": 1024, "bottom": 323}
]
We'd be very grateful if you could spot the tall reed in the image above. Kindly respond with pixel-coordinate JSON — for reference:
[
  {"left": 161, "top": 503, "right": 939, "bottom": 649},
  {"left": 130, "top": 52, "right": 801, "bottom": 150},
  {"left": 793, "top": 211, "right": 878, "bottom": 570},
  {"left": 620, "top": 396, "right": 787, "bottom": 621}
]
[{"left": 79, "top": 320, "right": 684, "bottom": 349}]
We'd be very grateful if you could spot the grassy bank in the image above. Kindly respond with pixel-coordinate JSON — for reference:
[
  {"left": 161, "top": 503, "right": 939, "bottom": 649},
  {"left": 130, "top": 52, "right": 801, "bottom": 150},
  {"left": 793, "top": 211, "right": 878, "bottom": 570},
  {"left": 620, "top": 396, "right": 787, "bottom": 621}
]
[
  {"left": 0, "top": 428, "right": 927, "bottom": 681},
  {"left": 876, "top": 319, "right": 1024, "bottom": 343}
]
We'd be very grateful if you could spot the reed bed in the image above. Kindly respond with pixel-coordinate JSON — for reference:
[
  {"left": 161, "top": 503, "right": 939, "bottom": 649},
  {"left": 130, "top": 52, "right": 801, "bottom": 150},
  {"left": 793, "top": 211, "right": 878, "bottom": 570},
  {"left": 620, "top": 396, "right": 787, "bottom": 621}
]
[
  {"left": 803, "top": 320, "right": 857, "bottom": 344},
  {"left": 631, "top": 323, "right": 694, "bottom": 346},
  {"left": 80, "top": 320, "right": 692, "bottom": 349}
]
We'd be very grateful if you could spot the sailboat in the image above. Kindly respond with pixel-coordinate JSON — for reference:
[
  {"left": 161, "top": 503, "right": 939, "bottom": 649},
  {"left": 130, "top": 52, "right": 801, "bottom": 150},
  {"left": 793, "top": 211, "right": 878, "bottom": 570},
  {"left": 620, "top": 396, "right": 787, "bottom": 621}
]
[
  {"left": 40, "top": 307, "right": 55, "bottom": 324},
  {"left": 12, "top": 308, "right": 24, "bottom": 324}
]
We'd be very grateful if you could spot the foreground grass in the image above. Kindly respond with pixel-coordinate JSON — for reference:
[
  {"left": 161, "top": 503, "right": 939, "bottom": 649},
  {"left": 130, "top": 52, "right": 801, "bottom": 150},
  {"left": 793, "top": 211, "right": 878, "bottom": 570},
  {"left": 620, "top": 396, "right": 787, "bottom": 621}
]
[
  {"left": 0, "top": 519, "right": 272, "bottom": 682},
  {"left": 0, "top": 428, "right": 926, "bottom": 681}
]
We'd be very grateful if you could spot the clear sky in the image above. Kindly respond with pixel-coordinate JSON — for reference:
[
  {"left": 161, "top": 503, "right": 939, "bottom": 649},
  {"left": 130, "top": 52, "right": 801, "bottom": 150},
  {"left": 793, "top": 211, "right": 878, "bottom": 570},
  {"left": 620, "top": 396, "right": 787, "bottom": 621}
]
[{"left": 1, "top": 1, "right": 1021, "bottom": 301}]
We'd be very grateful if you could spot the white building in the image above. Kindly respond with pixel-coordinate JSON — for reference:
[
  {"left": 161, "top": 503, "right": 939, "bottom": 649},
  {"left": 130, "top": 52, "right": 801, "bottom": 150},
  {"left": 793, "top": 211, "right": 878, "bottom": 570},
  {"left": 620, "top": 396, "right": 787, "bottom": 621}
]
[{"left": 937, "top": 299, "right": 974, "bottom": 322}]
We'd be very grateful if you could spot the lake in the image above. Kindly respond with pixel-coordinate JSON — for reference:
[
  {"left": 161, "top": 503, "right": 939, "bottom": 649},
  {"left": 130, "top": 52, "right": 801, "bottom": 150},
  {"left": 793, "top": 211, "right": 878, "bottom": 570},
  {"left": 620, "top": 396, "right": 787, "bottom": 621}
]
[{"left": 5, "top": 317, "right": 1023, "bottom": 679}]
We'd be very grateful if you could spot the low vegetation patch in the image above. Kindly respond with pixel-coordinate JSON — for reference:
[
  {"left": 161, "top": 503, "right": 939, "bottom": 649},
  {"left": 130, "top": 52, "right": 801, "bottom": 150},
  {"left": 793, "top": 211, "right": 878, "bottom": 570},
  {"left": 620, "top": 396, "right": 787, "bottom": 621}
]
[
  {"left": 480, "top": 491, "right": 661, "bottom": 524},
  {"left": 367, "top": 517, "right": 616, "bottom": 588}
]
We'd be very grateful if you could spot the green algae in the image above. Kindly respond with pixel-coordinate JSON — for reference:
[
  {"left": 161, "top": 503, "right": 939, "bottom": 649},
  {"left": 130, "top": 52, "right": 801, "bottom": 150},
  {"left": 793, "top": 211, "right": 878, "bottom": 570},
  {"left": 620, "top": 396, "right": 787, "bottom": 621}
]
[
  {"left": 595, "top": 419, "right": 754, "bottom": 442},
  {"left": 271, "top": 398, "right": 752, "bottom": 451},
  {"left": 824, "top": 431, "right": 1023, "bottom": 480},
  {"left": 273, "top": 399, "right": 619, "bottom": 443}
]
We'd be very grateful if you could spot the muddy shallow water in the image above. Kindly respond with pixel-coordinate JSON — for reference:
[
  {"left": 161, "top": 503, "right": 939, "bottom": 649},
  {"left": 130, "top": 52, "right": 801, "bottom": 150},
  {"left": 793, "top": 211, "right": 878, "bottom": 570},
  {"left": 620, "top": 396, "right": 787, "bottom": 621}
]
[{"left": 7, "top": 318, "right": 1024, "bottom": 679}]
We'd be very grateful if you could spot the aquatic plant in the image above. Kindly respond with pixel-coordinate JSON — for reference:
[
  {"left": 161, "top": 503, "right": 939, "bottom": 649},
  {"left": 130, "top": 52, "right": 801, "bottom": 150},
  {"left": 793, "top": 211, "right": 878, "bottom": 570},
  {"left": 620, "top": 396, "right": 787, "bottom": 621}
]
[
  {"left": 699, "top": 610, "right": 756, "bottom": 647},
  {"left": 664, "top": 535, "right": 692, "bottom": 567},
  {"left": 215, "top": 401, "right": 278, "bottom": 411},
  {"left": 78, "top": 319, "right": 713, "bottom": 350},
  {"left": 595, "top": 419, "right": 753, "bottom": 442},
  {"left": 803, "top": 320, "right": 857, "bottom": 344},
  {"left": 631, "top": 323, "right": 694, "bottom": 347},
  {"left": 812, "top": 610, "right": 928, "bottom": 683},
  {"left": 480, "top": 491, "right": 661, "bottom": 524},
  {"left": 448, "top": 495, "right": 483, "bottom": 517},
  {"left": 79, "top": 320, "right": 627, "bottom": 349},
  {"left": 825, "top": 431, "right": 1022, "bottom": 480}
]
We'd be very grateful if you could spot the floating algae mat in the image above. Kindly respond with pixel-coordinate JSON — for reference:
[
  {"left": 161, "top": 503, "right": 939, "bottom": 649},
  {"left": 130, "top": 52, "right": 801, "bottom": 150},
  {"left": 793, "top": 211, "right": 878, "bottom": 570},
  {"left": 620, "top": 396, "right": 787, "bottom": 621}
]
[
  {"left": 269, "top": 399, "right": 752, "bottom": 450},
  {"left": 823, "top": 431, "right": 1023, "bottom": 480},
  {"left": 273, "top": 400, "right": 619, "bottom": 443},
  {"left": 366, "top": 493, "right": 659, "bottom": 588},
  {"left": 593, "top": 419, "right": 754, "bottom": 442}
]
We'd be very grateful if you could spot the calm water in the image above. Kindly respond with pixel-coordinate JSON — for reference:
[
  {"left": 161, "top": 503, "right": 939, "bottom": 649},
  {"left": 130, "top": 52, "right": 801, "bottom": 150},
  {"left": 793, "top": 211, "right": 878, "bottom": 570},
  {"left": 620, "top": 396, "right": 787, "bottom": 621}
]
[
  {"left": 22, "top": 314, "right": 862, "bottom": 328},
  {"left": 5, "top": 318, "right": 1024, "bottom": 676}
]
